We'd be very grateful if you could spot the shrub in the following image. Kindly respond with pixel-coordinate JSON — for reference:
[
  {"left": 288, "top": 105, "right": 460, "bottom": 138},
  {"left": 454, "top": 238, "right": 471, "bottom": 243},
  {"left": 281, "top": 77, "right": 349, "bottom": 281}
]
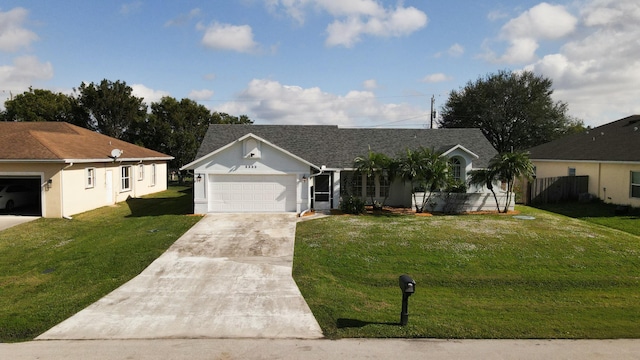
[{"left": 340, "top": 196, "right": 366, "bottom": 214}]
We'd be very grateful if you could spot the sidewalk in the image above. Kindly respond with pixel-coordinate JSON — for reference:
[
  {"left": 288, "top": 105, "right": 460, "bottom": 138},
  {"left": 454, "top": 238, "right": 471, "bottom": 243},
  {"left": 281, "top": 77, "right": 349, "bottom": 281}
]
[{"left": 3, "top": 338, "right": 640, "bottom": 360}]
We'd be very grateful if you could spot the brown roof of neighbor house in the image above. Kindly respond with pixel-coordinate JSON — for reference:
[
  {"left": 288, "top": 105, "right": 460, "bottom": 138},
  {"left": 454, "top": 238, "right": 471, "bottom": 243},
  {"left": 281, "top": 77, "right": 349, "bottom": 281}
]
[
  {"left": 0, "top": 122, "right": 172, "bottom": 162},
  {"left": 528, "top": 115, "right": 640, "bottom": 163}
]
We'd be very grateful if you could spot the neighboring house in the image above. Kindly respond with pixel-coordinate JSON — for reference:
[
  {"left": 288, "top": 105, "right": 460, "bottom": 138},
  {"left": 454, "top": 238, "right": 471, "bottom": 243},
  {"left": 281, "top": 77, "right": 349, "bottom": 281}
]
[
  {"left": 0, "top": 122, "right": 173, "bottom": 218},
  {"left": 528, "top": 115, "right": 640, "bottom": 207},
  {"left": 181, "top": 125, "right": 504, "bottom": 214}
]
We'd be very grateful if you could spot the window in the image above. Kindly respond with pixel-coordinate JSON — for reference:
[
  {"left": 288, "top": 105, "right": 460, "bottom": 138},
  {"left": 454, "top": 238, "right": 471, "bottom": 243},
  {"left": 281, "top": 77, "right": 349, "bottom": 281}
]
[
  {"left": 631, "top": 171, "right": 640, "bottom": 198},
  {"left": 379, "top": 172, "right": 390, "bottom": 198},
  {"left": 340, "top": 171, "right": 362, "bottom": 197},
  {"left": 86, "top": 168, "right": 95, "bottom": 188},
  {"left": 151, "top": 164, "right": 156, "bottom": 186},
  {"left": 366, "top": 176, "right": 375, "bottom": 197},
  {"left": 568, "top": 167, "right": 576, "bottom": 176},
  {"left": 450, "top": 157, "right": 462, "bottom": 181},
  {"left": 138, "top": 164, "right": 144, "bottom": 181},
  {"left": 121, "top": 166, "right": 131, "bottom": 191}
]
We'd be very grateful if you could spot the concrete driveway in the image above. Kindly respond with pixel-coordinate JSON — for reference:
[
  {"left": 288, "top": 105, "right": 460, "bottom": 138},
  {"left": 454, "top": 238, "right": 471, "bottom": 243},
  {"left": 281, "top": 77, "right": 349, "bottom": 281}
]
[
  {"left": 37, "top": 213, "right": 323, "bottom": 340},
  {"left": 0, "top": 215, "right": 39, "bottom": 231}
]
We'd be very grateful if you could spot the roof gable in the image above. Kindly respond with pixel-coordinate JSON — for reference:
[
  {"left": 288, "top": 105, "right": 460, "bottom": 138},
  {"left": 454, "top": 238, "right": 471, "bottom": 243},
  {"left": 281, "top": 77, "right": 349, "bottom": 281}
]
[
  {"left": 192, "top": 124, "right": 497, "bottom": 169},
  {"left": 529, "top": 115, "right": 640, "bottom": 162},
  {"left": 0, "top": 122, "right": 172, "bottom": 162}
]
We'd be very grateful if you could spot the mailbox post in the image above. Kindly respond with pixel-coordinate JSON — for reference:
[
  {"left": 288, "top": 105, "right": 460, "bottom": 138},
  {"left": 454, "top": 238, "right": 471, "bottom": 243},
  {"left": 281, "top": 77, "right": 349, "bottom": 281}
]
[{"left": 398, "top": 274, "right": 416, "bottom": 326}]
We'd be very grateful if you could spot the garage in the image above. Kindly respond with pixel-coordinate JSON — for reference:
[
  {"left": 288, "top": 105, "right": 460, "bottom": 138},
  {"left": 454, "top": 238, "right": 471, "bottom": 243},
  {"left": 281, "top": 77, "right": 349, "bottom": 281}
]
[
  {"left": 209, "top": 175, "right": 297, "bottom": 212},
  {"left": 0, "top": 176, "right": 42, "bottom": 216}
]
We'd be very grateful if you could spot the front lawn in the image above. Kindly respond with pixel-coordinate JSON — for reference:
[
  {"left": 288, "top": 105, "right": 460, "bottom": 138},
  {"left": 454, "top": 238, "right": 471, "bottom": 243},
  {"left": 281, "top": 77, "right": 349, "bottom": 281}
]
[
  {"left": 0, "top": 186, "right": 202, "bottom": 342},
  {"left": 534, "top": 201, "right": 640, "bottom": 236},
  {"left": 293, "top": 206, "right": 640, "bottom": 339}
]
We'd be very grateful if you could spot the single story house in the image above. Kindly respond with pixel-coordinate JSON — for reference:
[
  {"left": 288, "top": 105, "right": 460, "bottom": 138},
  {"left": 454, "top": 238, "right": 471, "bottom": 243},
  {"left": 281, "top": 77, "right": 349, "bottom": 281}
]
[
  {"left": 0, "top": 122, "right": 173, "bottom": 218},
  {"left": 528, "top": 115, "right": 640, "bottom": 207},
  {"left": 181, "top": 124, "right": 507, "bottom": 214}
]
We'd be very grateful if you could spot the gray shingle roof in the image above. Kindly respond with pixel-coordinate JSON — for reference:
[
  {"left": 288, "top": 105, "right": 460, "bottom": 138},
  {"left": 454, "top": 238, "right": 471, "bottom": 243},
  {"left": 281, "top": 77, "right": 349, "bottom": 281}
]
[
  {"left": 195, "top": 125, "right": 497, "bottom": 169},
  {"left": 528, "top": 115, "right": 640, "bottom": 162}
]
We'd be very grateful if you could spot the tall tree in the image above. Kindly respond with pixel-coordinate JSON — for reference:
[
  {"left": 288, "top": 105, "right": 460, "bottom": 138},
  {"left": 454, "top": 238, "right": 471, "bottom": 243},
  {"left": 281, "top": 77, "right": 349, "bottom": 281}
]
[
  {"left": 438, "top": 70, "right": 583, "bottom": 153},
  {"left": 76, "top": 79, "right": 147, "bottom": 140},
  {"left": 1, "top": 88, "right": 86, "bottom": 125},
  {"left": 137, "top": 97, "right": 213, "bottom": 171}
]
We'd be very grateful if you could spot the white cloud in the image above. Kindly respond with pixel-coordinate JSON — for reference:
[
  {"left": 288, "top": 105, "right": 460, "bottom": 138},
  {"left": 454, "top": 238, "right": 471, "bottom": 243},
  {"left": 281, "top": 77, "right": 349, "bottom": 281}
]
[
  {"left": 485, "top": 3, "right": 577, "bottom": 63},
  {"left": 448, "top": 43, "right": 464, "bottom": 57},
  {"left": 164, "top": 8, "right": 201, "bottom": 27},
  {"left": 213, "top": 78, "right": 429, "bottom": 127},
  {"left": 487, "top": 9, "right": 509, "bottom": 22},
  {"left": 198, "top": 22, "right": 258, "bottom": 53},
  {"left": 188, "top": 89, "right": 214, "bottom": 101},
  {"left": 0, "top": 56, "right": 53, "bottom": 107},
  {"left": 521, "top": 0, "right": 640, "bottom": 126},
  {"left": 363, "top": 79, "right": 378, "bottom": 90},
  {"left": 421, "top": 73, "right": 452, "bottom": 83},
  {"left": 120, "top": 1, "right": 142, "bottom": 15},
  {"left": 130, "top": 84, "right": 170, "bottom": 105},
  {"left": 266, "top": 1, "right": 427, "bottom": 47},
  {"left": 325, "top": 6, "right": 427, "bottom": 47},
  {"left": 0, "top": 7, "right": 39, "bottom": 52},
  {"left": 203, "top": 73, "right": 216, "bottom": 81}
]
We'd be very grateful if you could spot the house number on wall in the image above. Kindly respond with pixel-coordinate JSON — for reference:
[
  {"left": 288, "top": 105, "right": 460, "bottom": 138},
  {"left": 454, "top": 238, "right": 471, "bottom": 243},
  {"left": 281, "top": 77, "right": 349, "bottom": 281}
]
[{"left": 245, "top": 165, "right": 257, "bottom": 169}]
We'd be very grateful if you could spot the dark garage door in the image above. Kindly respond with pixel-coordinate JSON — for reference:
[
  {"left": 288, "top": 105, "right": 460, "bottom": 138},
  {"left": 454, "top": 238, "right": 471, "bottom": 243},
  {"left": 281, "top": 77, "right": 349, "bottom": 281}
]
[{"left": 0, "top": 177, "right": 42, "bottom": 216}]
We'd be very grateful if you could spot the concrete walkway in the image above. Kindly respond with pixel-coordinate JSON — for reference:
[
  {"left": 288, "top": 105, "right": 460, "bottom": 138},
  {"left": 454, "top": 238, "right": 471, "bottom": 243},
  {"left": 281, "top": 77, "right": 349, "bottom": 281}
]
[{"left": 37, "top": 213, "right": 323, "bottom": 340}]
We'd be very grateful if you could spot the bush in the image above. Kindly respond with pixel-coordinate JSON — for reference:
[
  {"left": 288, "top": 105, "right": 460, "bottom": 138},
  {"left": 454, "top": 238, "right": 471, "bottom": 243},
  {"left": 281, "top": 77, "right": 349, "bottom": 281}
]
[{"left": 340, "top": 196, "right": 366, "bottom": 214}]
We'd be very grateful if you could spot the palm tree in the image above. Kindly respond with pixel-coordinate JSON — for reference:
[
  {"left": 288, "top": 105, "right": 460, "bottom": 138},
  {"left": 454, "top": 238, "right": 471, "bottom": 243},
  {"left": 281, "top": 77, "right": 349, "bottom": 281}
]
[
  {"left": 490, "top": 151, "right": 534, "bottom": 213},
  {"left": 468, "top": 168, "right": 500, "bottom": 212},
  {"left": 395, "top": 147, "right": 451, "bottom": 213},
  {"left": 469, "top": 151, "right": 534, "bottom": 213},
  {"left": 353, "top": 148, "right": 391, "bottom": 209}
]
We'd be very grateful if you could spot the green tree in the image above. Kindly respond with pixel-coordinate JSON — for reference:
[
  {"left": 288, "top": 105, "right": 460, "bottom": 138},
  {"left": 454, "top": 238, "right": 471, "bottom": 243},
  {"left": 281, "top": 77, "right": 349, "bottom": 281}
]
[
  {"left": 76, "top": 79, "right": 147, "bottom": 140},
  {"left": 395, "top": 147, "right": 451, "bottom": 213},
  {"left": 137, "top": 97, "right": 213, "bottom": 172},
  {"left": 1, "top": 88, "right": 86, "bottom": 125},
  {"left": 439, "top": 70, "right": 583, "bottom": 153},
  {"left": 468, "top": 151, "right": 534, "bottom": 213},
  {"left": 353, "top": 148, "right": 391, "bottom": 209}
]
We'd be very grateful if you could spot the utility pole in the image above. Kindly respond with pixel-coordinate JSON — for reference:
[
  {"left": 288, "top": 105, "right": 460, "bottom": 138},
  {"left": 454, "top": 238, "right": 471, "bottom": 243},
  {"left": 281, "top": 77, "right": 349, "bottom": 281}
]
[{"left": 429, "top": 95, "right": 435, "bottom": 129}]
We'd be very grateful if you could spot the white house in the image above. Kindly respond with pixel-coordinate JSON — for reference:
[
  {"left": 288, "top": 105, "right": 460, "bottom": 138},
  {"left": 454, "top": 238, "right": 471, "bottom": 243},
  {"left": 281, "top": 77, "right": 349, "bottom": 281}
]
[
  {"left": 0, "top": 122, "right": 173, "bottom": 218},
  {"left": 181, "top": 125, "right": 506, "bottom": 214}
]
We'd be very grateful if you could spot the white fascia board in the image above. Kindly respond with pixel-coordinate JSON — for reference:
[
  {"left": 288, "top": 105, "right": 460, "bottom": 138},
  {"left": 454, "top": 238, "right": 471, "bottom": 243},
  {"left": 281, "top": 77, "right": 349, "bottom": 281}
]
[
  {"left": 531, "top": 159, "right": 640, "bottom": 165},
  {"left": 441, "top": 144, "right": 479, "bottom": 159},
  {"left": 180, "top": 133, "right": 320, "bottom": 171}
]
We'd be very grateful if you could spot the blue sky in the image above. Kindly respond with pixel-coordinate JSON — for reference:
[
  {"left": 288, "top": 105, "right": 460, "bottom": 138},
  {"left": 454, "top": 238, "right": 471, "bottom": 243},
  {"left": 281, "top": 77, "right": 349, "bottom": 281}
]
[{"left": 1, "top": 1, "right": 639, "bottom": 128}]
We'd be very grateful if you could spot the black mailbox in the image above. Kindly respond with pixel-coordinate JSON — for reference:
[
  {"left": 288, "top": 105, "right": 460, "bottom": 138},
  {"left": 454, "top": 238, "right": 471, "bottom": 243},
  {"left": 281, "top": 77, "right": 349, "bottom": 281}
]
[
  {"left": 398, "top": 274, "right": 415, "bottom": 326},
  {"left": 399, "top": 274, "right": 416, "bottom": 294}
]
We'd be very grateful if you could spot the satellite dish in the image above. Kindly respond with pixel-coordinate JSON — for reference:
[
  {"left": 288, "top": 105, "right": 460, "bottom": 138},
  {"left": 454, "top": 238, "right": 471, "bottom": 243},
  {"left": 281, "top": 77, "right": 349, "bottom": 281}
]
[{"left": 110, "top": 149, "right": 123, "bottom": 159}]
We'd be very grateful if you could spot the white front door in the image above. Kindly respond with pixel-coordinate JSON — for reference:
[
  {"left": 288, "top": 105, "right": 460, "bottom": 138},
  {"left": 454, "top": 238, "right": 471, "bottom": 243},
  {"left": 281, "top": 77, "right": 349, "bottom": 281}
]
[{"left": 105, "top": 170, "right": 113, "bottom": 204}]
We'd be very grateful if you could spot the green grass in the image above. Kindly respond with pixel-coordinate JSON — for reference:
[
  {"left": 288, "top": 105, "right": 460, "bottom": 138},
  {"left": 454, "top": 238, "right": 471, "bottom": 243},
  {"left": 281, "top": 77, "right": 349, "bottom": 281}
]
[
  {"left": 534, "top": 201, "right": 640, "bottom": 236},
  {"left": 0, "top": 186, "right": 202, "bottom": 342},
  {"left": 293, "top": 206, "right": 640, "bottom": 339}
]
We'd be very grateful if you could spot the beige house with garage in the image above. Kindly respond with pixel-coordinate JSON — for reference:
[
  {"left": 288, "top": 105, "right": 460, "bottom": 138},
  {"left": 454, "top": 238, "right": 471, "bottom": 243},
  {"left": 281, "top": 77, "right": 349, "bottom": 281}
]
[{"left": 0, "top": 122, "right": 172, "bottom": 218}]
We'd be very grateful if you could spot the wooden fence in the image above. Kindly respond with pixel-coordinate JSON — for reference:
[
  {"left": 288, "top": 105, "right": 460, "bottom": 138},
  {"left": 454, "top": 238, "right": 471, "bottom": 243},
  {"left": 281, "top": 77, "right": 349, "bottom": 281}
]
[{"left": 528, "top": 176, "right": 589, "bottom": 204}]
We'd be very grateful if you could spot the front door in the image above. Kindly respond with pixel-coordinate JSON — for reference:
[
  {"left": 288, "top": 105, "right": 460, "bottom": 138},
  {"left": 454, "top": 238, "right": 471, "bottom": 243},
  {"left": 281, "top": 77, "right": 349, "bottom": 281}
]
[{"left": 313, "top": 174, "right": 332, "bottom": 210}]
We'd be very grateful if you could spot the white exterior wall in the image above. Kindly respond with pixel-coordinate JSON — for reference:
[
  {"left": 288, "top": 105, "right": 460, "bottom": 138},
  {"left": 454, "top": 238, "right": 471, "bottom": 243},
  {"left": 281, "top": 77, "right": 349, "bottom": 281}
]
[
  {"left": 190, "top": 139, "right": 311, "bottom": 214},
  {"left": 61, "top": 162, "right": 167, "bottom": 217},
  {"left": 413, "top": 191, "right": 515, "bottom": 212}
]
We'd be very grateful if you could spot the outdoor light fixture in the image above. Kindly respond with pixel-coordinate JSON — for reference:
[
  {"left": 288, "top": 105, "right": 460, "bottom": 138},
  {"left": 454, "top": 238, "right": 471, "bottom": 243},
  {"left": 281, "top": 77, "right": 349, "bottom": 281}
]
[
  {"left": 196, "top": 174, "right": 202, "bottom": 182},
  {"left": 301, "top": 174, "right": 308, "bottom": 182}
]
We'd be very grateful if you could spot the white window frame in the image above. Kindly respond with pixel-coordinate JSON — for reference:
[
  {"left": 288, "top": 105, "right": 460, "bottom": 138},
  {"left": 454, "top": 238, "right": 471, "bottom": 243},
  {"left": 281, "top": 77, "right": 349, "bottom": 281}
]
[
  {"left": 86, "top": 167, "right": 96, "bottom": 189},
  {"left": 121, "top": 166, "right": 132, "bottom": 192},
  {"left": 450, "top": 157, "right": 462, "bottom": 182},
  {"left": 138, "top": 164, "right": 144, "bottom": 181},
  {"left": 631, "top": 171, "right": 640, "bottom": 199},
  {"left": 151, "top": 164, "right": 156, "bottom": 186}
]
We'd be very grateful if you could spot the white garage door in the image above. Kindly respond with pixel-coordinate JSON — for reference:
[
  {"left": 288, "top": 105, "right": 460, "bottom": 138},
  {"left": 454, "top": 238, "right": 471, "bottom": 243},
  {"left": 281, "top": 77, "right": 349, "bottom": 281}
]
[{"left": 209, "top": 175, "right": 297, "bottom": 212}]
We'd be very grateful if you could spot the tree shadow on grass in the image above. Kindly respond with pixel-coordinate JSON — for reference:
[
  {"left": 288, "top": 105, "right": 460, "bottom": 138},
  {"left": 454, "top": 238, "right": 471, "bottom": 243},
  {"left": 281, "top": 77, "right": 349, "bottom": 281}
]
[
  {"left": 337, "top": 318, "right": 401, "bottom": 328},
  {"left": 534, "top": 201, "right": 640, "bottom": 219},
  {"left": 125, "top": 187, "right": 194, "bottom": 217}
]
